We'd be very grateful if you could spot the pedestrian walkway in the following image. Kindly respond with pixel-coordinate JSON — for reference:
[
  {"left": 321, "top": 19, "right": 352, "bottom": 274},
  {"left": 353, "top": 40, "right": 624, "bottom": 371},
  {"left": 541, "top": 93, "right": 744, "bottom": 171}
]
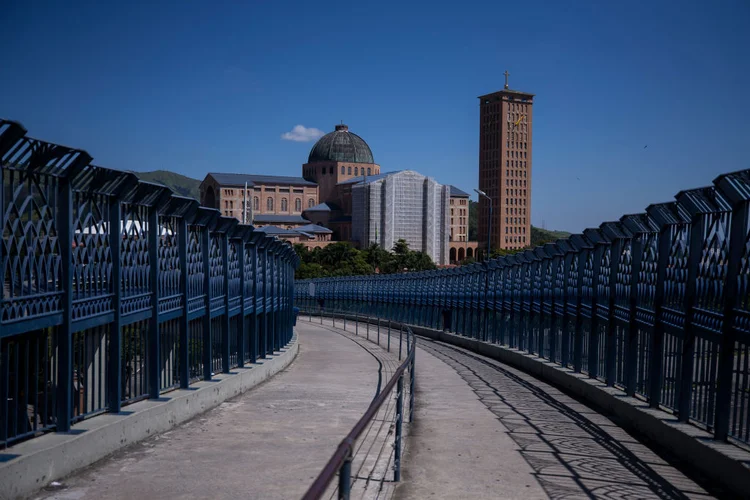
[
  {"left": 35, "top": 323, "right": 384, "bottom": 500},
  {"left": 396, "top": 339, "right": 720, "bottom": 500}
]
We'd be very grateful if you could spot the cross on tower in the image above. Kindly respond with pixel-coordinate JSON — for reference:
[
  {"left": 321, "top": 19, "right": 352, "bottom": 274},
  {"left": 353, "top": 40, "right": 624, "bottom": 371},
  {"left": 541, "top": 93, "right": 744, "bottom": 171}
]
[{"left": 504, "top": 70, "right": 510, "bottom": 89}]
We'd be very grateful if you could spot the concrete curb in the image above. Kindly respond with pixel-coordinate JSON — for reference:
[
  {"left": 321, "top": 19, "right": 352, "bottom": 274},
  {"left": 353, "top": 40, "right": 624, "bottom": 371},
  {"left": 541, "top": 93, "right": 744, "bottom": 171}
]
[
  {"left": 407, "top": 325, "right": 750, "bottom": 498},
  {"left": 0, "top": 333, "right": 299, "bottom": 500}
]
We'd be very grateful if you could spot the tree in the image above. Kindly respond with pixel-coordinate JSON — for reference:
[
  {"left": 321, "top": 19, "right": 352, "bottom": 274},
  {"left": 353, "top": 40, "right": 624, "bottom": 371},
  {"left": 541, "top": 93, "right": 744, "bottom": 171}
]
[
  {"left": 292, "top": 238, "right": 438, "bottom": 279},
  {"left": 363, "top": 243, "right": 390, "bottom": 271},
  {"left": 296, "top": 262, "right": 327, "bottom": 279}
]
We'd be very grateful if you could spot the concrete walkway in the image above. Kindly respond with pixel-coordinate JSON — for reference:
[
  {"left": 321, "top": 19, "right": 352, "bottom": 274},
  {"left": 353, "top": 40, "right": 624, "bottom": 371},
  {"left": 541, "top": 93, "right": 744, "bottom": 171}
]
[
  {"left": 396, "top": 339, "right": 719, "bottom": 500},
  {"left": 35, "top": 323, "right": 381, "bottom": 500}
]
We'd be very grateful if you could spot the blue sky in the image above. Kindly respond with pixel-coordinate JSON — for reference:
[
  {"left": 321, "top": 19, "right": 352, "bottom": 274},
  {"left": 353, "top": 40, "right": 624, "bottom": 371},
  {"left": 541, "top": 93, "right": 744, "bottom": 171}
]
[{"left": 1, "top": 1, "right": 748, "bottom": 232}]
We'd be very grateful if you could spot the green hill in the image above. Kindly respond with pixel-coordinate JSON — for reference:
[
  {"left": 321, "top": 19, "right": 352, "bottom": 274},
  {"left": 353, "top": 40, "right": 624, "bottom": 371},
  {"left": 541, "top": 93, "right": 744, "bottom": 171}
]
[
  {"left": 530, "top": 226, "right": 571, "bottom": 247},
  {"left": 135, "top": 170, "right": 201, "bottom": 200}
]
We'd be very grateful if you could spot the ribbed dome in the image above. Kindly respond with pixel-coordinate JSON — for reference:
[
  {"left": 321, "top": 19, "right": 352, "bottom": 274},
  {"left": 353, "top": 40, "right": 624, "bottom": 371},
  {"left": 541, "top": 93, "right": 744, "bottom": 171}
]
[{"left": 307, "top": 124, "right": 374, "bottom": 164}]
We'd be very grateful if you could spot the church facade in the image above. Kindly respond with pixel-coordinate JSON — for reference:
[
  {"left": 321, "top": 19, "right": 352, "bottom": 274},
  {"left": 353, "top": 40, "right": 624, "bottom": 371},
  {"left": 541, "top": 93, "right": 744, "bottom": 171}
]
[{"left": 199, "top": 124, "right": 460, "bottom": 264}]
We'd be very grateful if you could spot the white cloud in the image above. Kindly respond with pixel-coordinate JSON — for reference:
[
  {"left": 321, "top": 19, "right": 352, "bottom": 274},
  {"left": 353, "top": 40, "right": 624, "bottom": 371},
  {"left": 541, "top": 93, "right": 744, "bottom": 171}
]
[{"left": 281, "top": 125, "right": 325, "bottom": 142}]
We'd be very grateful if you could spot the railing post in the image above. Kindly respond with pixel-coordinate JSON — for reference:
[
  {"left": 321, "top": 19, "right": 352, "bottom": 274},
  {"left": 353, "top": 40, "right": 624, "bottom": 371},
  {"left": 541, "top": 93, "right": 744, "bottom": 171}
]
[
  {"left": 560, "top": 253, "right": 572, "bottom": 367},
  {"left": 56, "top": 172, "right": 73, "bottom": 432},
  {"left": 262, "top": 245, "right": 270, "bottom": 357},
  {"left": 108, "top": 196, "right": 123, "bottom": 409},
  {"left": 202, "top": 228, "right": 212, "bottom": 380},
  {"left": 625, "top": 229, "right": 643, "bottom": 396},
  {"left": 587, "top": 242, "right": 604, "bottom": 379},
  {"left": 714, "top": 179, "right": 748, "bottom": 440},
  {"left": 237, "top": 239, "right": 245, "bottom": 368},
  {"left": 221, "top": 232, "right": 230, "bottom": 373},
  {"left": 178, "top": 218, "right": 189, "bottom": 388},
  {"left": 409, "top": 347, "right": 415, "bottom": 423},
  {"left": 273, "top": 250, "right": 280, "bottom": 352},
  {"left": 648, "top": 221, "right": 671, "bottom": 408},
  {"left": 148, "top": 206, "right": 161, "bottom": 398},
  {"left": 338, "top": 449, "right": 352, "bottom": 500},
  {"left": 56, "top": 174, "right": 74, "bottom": 432},
  {"left": 573, "top": 250, "right": 586, "bottom": 373},
  {"left": 606, "top": 237, "right": 621, "bottom": 386},
  {"left": 677, "top": 211, "right": 704, "bottom": 422},
  {"left": 394, "top": 373, "right": 404, "bottom": 482},
  {"left": 250, "top": 242, "right": 259, "bottom": 363}
]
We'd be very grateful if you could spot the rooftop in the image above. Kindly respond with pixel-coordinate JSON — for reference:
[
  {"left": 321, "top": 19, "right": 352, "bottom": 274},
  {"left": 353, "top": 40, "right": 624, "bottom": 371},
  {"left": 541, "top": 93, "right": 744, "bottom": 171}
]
[
  {"left": 303, "top": 202, "right": 341, "bottom": 212},
  {"left": 252, "top": 214, "right": 311, "bottom": 224},
  {"left": 307, "top": 124, "right": 375, "bottom": 164},
  {"left": 449, "top": 185, "right": 470, "bottom": 198},
  {"left": 256, "top": 225, "right": 301, "bottom": 236},
  {"left": 478, "top": 88, "right": 535, "bottom": 100},
  {"left": 206, "top": 173, "right": 317, "bottom": 187},
  {"left": 297, "top": 223, "right": 333, "bottom": 234}
]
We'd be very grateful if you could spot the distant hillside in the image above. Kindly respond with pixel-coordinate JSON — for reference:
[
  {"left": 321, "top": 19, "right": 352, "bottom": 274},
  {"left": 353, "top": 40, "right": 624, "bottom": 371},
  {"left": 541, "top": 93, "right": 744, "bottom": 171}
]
[
  {"left": 530, "top": 226, "right": 571, "bottom": 247},
  {"left": 468, "top": 200, "right": 570, "bottom": 248},
  {"left": 135, "top": 170, "right": 201, "bottom": 200}
]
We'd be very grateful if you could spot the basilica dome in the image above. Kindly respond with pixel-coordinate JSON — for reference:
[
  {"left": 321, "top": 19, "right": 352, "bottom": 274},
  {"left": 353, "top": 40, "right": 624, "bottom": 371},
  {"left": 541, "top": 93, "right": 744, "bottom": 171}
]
[{"left": 307, "top": 124, "right": 375, "bottom": 164}]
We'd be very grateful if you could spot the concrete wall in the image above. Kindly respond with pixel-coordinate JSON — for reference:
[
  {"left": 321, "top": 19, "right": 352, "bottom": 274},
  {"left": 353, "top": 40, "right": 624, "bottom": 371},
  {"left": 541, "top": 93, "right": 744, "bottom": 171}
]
[{"left": 0, "top": 335, "right": 299, "bottom": 500}]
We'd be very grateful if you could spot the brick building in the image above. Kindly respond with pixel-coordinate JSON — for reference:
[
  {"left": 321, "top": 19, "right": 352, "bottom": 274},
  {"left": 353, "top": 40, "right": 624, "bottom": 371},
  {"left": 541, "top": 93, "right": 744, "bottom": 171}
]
[
  {"left": 449, "top": 185, "right": 470, "bottom": 243},
  {"left": 200, "top": 123, "right": 476, "bottom": 260},
  {"left": 199, "top": 173, "right": 318, "bottom": 228},
  {"left": 478, "top": 72, "right": 533, "bottom": 251}
]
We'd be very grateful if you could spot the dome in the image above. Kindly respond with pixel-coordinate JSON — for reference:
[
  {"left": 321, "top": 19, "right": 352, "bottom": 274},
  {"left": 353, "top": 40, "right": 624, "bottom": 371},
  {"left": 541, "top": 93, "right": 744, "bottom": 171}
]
[{"left": 307, "top": 124, "right": 375, "bottom": 164}]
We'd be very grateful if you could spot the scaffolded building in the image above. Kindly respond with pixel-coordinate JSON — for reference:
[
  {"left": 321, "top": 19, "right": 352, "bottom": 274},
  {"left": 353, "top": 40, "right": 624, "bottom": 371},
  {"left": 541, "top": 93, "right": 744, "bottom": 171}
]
[{"left": 351, "top": 170, "right": 450, "bottom": 265}]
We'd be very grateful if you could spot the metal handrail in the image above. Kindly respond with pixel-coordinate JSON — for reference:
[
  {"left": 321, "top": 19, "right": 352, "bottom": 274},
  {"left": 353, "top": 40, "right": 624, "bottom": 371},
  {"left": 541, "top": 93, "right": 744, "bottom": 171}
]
[{"left": 301, "top": 312, "right": 415, "bottom": 500}]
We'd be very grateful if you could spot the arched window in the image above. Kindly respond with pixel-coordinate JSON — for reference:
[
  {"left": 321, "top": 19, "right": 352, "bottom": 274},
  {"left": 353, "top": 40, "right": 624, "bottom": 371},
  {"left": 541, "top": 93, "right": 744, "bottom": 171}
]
[
  {"left": 354, "top": 167, "right": 358, "bottom": 176},
  {"left": 341, "top": 166, "right": 345, "bottom": 174},
  {"left": 253, "top": 196, "right": 259, "bottom": 211},
  {"left": 267, "top": 197, "right": 274, "bottom": 211},
  {"left": 367, "top": 168, "right": 371, "bottom": 175},
  {"left": 281, "top": 198, "right": 288, "bottom": 211},
  {"left": 348, "top": 167, "right": 352, "bottom": 175},
  {"left": 295, "top": 198, "right": 301, "bottom": 211},
  {"left": 308, "top": 198, "right": 315, "bottom": 208}
]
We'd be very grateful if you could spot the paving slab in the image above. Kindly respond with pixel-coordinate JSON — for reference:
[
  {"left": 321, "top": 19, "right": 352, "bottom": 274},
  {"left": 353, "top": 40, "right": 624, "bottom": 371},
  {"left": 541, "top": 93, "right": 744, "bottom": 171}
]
[{"left": 33, "top": 323, "right": 380, "bottom": 500}]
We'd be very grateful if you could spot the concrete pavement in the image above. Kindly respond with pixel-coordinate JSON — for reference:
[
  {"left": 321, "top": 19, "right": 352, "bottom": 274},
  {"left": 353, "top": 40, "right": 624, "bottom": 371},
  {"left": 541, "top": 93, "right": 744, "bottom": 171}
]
[
  {"left": 395, "top": 339, "right": 718, "bottom": 500},
  {"left": 34, "top": 323, "right": 382, "bottom": 500}
]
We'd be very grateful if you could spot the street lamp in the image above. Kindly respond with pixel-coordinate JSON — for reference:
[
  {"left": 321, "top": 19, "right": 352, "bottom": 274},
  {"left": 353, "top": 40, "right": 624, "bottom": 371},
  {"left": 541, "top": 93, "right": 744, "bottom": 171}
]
[{"left": 474, "top": 189, "right": 492, "bottom": 260}]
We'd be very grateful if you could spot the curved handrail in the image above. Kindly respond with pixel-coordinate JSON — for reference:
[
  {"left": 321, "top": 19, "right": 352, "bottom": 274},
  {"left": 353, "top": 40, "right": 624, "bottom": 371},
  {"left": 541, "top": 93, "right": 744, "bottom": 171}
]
[{"left": 301, "top": 312, "right": 415, "bottom": 500}]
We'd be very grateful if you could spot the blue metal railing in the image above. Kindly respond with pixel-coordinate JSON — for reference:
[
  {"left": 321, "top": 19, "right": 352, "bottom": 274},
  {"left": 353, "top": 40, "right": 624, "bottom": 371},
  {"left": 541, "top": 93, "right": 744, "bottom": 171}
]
[
  {"left": 296, "top": 168, "right": 750, "bottom": 447},
  {"left": 0, "top": 119, "right": 299, "bottom": 448}
]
